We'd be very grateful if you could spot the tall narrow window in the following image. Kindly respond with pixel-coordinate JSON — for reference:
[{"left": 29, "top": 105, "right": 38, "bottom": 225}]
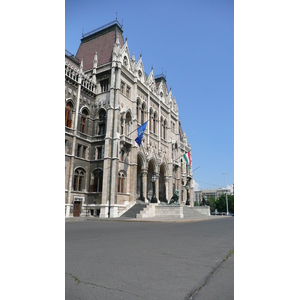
[
  {"left": 73, "top": 169, "right": 85, "bottom": 191},
  {"left": 82, "top": 146, "right": 86, "bottom": 159},
  {"left": 164, "top": 120, "right": 167, "bottom": 139},
  {"left": 91, "top": 170, "right": 103, "bottom": 192},
  {"left": 78, "top": 171, "right": 83, "bottom": 191},
  {"left": 121, "top": 81, "right": 125, "bottom": 94},
  {"left": 120, "top": 116, "right": 124, "bottom": 135},
  {"left": 118, "top": 172, "right": 126, "bottom": 193},
  {"left": 149, "top": 110, "right": 152, "bottom": 131},
  {"left": 125, "top": 112, "right": 131, "bottom": 135},
  {"left": 80, "top": 110, "right": 88, "bottom": 133},
  {"left": 65, "top": 103, "right": 72, "bottom": 128},
  {"left": 96, "top": 146, "right": 103, "bottom": 160},
  {"left": 77, "top": 145, "right": 82, "bottom": 157},
  {"left": 98, "top": 109, "right": 106, "bottom": 136},
  {"left": 141, "top": 103, "right": 145, "bottom": 124},
  {"left": 126, "top": 86, "right": 131, "bottom": 98},
  {"left": 136, "top": 99, "right": 140, "bottom": 124},
  {"left": 100, "top": 79, "right": 109, "bottom": 92}
]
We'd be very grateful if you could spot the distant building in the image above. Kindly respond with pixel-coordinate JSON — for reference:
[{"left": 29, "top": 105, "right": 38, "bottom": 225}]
[
  {"left": 194, "top": 188, "right": 232, "bottom": 204},
  {"left": 65, "top": 20, "right": 193, "bottom": 218}
]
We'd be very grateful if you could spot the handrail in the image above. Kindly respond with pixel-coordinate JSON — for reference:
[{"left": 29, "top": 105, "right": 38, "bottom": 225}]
[{"left": 82, "top": 20, "right": 123, "bottom": 39}]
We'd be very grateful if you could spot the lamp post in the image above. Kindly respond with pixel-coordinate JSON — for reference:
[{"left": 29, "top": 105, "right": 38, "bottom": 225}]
[
  {"left": 185, "top": 181, "right": 190, "bottom": 205},
  {"left": 151, "top": 173, "right": 157, "bottom": 203},
  {"left": 222, "top": 172, "right": 229, "bottom": 215}
]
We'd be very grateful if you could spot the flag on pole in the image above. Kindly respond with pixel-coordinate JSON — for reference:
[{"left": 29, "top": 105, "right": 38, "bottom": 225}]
[
  {"left": 135, "top": 121, "right": 147, "bottom": 147},
  {"left": 183, "top": 151, "right": 191, "bottom": 169}
]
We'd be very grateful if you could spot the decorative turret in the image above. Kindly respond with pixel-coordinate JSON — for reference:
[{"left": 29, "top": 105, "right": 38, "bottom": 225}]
[{"left": 92, "top": 52, "right": 98, "bottom": 84}]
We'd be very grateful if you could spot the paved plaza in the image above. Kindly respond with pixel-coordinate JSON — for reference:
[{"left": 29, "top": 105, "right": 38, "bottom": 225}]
[{"left": 65, "top": 217, "right": 234, "bottom": 299}]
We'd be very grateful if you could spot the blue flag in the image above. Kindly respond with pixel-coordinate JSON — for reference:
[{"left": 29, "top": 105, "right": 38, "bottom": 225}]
[{"left": 135, "top": 121, "right": 147, "bottom": 147}]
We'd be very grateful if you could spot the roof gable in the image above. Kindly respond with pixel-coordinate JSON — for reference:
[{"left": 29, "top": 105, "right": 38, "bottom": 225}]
[{"left": 75, "top": 22, "right": 124, "bottom": 71}]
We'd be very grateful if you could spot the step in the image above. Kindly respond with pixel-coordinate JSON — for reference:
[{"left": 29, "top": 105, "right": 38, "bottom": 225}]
[{"left": 119, "top": 203, "right": 147, "bottom": 218}]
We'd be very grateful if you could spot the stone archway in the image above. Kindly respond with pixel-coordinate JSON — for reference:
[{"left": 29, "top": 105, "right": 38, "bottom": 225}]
[{"left": 147, "top": 160, "right": 156, "bottom": 200}]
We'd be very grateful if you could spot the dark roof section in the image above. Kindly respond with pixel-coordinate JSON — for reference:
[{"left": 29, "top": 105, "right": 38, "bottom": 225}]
[
  {"left": 155, "top": 73, "right": 168, "bottom": 94},
  {"left": 65, "top": 49, "right": 81, "bottom": 66},
  {"left": 75, "top": 20, "right": 124, "bottom": 71}
]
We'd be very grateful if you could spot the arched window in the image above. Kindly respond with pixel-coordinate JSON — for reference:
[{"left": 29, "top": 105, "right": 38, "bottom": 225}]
[
  {"left": 149, "top": 109, "right": 152, "bottom": 131},
  {"left": 136, "top": 99, "right": 141, "bottom": 124},
  {"left": 163, "top": 119, "right": 167, "bottom": 140},
  {"left": 91, "top": 169, "right": 103, "bottom": 192},
  {"left": 80, "top": 109, "right": 88, "bottom": 133},
  {"left": 125, "top": 112, "right": 131, "bottom": 135},
  {"left": 153, "top": 112, "right": 157, "bottom": 134},
  {"left": 141, "top": 103, "right": 145, "bottom": 124},
  {"left": 120, "top": 116, "right": 124, "bottom": 135},
  {"left": 118, "top": 171, "right": 126, "bottom": 193},
  {"left": 65, "top": 102, "right": 72, "bottom": 128},
  {"left": 98, "top": 109, "right": 106, "bottom": 135},
  {"left": 161, "top": 117, "right": 164, "bottom": 138},
  {"left": 73, "top": 169, "right": 85, "bottom": 191},
  {"left": 123, "top": 56, "right": 128, "bottom": 66}
]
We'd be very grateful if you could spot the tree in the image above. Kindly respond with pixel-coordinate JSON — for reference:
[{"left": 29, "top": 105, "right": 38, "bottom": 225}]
[
  {"left": 208, "top": 196, "right": 215, "bottom": 212},
  {"left": 216, "top": 194, "right": 227, "bottom": 212},
  {"left": 228, "top": 194, "right": 234, "bottom": 213},
  {"left": 216, "top": 194, "right": 234, "bottom": 213}
]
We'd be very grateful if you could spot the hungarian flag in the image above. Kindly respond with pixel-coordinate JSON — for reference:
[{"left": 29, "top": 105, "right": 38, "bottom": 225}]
[
  {"left": 135, "top": 121, "right": 147, "bottom": 147},
  {"left": 183, "top": 151, "right": 191, "bottom": 169}
]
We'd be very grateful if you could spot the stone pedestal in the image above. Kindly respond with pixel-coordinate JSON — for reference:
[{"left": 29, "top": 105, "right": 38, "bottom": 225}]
[
  {"left": 99, "top": 205, "right": 108, "bottom": 218},
  {"left": 99, "top": 205, "right": 119, "bottom": 218},
  {"left": 65, "top": 204, "right": 71, "bottom": 217}
]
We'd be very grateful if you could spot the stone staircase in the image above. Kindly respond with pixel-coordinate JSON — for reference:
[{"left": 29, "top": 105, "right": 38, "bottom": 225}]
[
  {"left": 119, "top": 201, "right": 147, "bottom": 218},
  {"left": 136, "top": 204, "right": 156, "bottom": 219},
  {"left": 182, "top": 206, "right": 203, "bottom": 218}
]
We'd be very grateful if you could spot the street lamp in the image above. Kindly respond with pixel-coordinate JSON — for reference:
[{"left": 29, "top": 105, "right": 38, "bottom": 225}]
[
  {"left": 222, "top": 172, "right": 229, "bottom": 215},
  {"left": 185, "top": 181, "right": 190, "bottom": 205},
  {"left": 151, "top": 173, "right": 157, "bottom": 203}
]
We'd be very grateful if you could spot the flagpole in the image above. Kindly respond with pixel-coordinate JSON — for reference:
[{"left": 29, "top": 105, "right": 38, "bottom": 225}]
[{"left": 128, "top": 119, "right": 150, "bottom": 136}]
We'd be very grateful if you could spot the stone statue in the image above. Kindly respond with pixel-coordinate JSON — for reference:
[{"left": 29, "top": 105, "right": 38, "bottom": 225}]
[{"left": 169, "top": 189, "right": 179, "bottom": 205}]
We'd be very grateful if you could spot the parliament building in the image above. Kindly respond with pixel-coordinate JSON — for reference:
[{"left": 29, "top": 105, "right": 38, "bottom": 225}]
[{"left": 65, "top": 20, "right": 193, "bottom": 218}]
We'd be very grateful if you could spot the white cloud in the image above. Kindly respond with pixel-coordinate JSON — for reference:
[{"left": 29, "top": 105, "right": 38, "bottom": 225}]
[
  {"left": 193, "top": 179, "right": 200, "bottom": 191},
  {"left": 227, "top": 184, "right": 234, "bottom": 193}
]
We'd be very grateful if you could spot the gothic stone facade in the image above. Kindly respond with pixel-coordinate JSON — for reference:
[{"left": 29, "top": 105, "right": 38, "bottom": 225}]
[{"left": 65, "top": 21, "right": 193, "bottom": 218}]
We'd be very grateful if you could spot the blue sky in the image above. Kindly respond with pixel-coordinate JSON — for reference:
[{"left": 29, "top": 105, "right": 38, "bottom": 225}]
[{"left": 65, "top": 0, "right": 234, "bottom": 191}]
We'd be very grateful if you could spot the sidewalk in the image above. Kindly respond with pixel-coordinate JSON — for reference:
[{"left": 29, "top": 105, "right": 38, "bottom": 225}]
[{"left": 65, "top": 214, "right": 231, "bottom": 223}]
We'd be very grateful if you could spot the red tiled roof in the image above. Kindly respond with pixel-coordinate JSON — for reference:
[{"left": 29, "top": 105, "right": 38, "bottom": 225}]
[{"left": 75, "top": 24, "right": 124, "bottom": 72}]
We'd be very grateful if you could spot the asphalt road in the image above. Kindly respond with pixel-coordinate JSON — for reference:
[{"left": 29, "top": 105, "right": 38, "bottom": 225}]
[{"left": 65, "top": 217, "right": 234, "bottom": 300}]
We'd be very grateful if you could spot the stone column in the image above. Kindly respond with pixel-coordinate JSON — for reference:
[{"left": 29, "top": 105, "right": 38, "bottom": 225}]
[
  {"left": 155, "top": 174, "right": 159, "bottom": 201},
  {"left": 142, "top": 169, "right": 148, "bottom": 203},
  {"left": 165, "top": 176, "right": 169, "bottom": 203}
]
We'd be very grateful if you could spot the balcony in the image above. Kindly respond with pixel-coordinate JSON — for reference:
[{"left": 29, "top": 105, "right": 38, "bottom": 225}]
[{"left": 120, "top": 134, "right": 132, "bottom": 148}]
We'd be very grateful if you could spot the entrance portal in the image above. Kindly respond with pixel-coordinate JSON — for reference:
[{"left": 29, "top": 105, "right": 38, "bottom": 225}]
[{"left": 73, "top": 201, "right": 81, "bottom": 217}]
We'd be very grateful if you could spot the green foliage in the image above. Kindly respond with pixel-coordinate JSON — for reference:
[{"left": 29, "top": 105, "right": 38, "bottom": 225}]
[
  {"left": 228, "top": 195, "right": 234, "bottom": 213},
  {"left": 208, "top": 196, "right": 215, "bottom": 211},
  {"left": 215, "top": 194, "right": 234, "bottom": 213}
]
